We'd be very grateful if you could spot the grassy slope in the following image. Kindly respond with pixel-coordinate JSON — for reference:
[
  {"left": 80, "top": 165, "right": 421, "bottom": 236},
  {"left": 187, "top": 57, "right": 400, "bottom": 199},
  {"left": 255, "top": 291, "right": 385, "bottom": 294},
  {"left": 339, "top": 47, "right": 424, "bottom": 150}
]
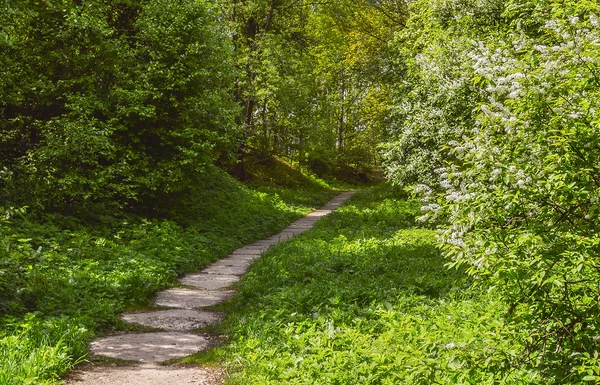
[
  {"left": 0, "top": 162, "right": 340, "bottom": 385},
  {"left": 234, "top": 152, "right": 354, "bottom": 208},
  {"left": 209, "top": 184, "right": 537, "bottom": 384}
]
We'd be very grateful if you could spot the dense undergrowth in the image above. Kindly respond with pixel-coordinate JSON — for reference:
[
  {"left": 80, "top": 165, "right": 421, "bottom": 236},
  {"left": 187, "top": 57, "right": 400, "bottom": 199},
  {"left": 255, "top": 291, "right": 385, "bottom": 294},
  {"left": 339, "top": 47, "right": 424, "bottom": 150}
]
[
  {"left": 0, "top": 162, "right": 339, "bottom": 385},
  {"left": 211, "top": 184, "right": 552, "bottom": 384}
]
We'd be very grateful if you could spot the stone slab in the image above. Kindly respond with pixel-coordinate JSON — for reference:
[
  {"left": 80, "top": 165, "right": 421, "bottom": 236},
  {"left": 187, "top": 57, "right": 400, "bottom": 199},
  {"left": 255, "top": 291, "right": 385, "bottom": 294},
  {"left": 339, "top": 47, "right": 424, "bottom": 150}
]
[
  {"left": 155, "top": 289, "right": 235, "bottom": 309},
  {"left": 202, "top": 264, "right": 247, "bottom": 276},
  {"left": 121, "top": 309, "right": 224, "bottom": 331},
  {"left": 237, "top": 246, "right": 269, "bottom": 252},
  {"left": 227, "top": 253, "right": 260, "bottom": 261},
  {"left": 90, "top": 332, "right": 211, "bottom": 363},
  {"left": 230, "top": 247, "right": 262, "bottom": 256},
  {"left": 270, "top": 233, "right": 294, "bottom": 241},
  {"left": 211, "top": 257, "right": 251, "bottom": 267},
  {"left": 179, "top": 273, "right": 240, "bottom": 290},
  {"left": 279, "top": 229, "right": 306, "bottom": 234},
  {"left": 282, "top": 227, "right": 310, "bottom": 232},
  {"left": 287, "top": 224, "right": 313, "bottom": 228},
  {"left": 275, "top": 231, "right": 304, "bottom": 237},
  {"left": 66, "top": 364, "right": 223, "bottom": 385},
  {"left": 251, "top": 239, "right": 279, "bottom": 246},
  {"left": 229, "top": 249, "right": 261, "bottom": 255},
  {"left": 305, "top": 210, "right": 331, "bottom": 218}
]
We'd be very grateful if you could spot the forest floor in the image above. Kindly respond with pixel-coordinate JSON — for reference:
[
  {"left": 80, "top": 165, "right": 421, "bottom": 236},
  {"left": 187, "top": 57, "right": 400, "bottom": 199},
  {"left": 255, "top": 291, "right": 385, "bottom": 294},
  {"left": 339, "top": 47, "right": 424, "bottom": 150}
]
[
  {"left": 64, "top": 192, "right": 356, "bottom": 384},
  {"left": 3, "top": 158, "right": 519, "bottom": 384},
  {"left": 1, "top": 156, "right": 358, "bottom": 385},
  {"left": 187, "top": 184, "right": 520, "bottom": 384}
]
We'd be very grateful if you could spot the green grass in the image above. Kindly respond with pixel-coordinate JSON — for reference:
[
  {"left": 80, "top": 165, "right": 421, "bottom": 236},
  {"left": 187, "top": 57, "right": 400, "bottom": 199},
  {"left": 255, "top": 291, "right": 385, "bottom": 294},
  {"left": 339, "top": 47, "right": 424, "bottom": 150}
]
[
  {"left": 0, "top": 164, "right": 340, "bottom": 384},
  {"left": 238, "top": 151, "right": 351, "bottom": 210},
  {"left": 208, "top": 184, "right": 539, "bottom": 384}
]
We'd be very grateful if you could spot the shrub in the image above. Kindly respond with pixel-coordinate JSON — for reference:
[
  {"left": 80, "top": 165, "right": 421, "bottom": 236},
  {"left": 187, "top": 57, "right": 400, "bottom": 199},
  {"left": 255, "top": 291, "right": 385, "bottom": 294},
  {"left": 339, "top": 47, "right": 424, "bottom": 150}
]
[
  {"left": 0, "top": 0, "right": 238, "bottom": 214},
  {"left": 383, "top": 0, "right": 600, "bottom": 381},
  {"left": 439, "top": 4, "right": 600, "bottom": 379}
]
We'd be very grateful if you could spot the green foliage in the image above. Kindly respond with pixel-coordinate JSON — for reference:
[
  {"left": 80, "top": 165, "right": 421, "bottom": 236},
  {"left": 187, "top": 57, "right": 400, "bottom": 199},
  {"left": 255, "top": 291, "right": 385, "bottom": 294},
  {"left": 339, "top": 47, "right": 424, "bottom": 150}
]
[
  {"left": 1, "top": 0, "right": 392, "bottom": 212},
  {"left": 225, "top": 0, "right": 402, "bottom": 176},
  {"left": 383, "top": 0, "right": 600, "bottom": 381},
  {"left": 216, "top": 184, "right": 536, "bottom": 384},
  {"left": 0, "top": 207, "right": 32, "bottom": 314},
  {"left": 381, "top": 0, "right": 504, "bottom": 187},
  {"left": 0, "top": 316, "right": 92, "bottom": 385},
  {"left": 236, "top": 151, "right": 350, "bottom": 209},
  {"left": 0, "top": 165, "right": 336, "bottom": 384},
  {"left": 8, "top": 0, "right": 600, "bottom": 381},
  {"left": 0, "top": 0, "right": 238, "bottom": 213},
  {"left": 438, "top": 4, "right": 600, "bottom": 379}
]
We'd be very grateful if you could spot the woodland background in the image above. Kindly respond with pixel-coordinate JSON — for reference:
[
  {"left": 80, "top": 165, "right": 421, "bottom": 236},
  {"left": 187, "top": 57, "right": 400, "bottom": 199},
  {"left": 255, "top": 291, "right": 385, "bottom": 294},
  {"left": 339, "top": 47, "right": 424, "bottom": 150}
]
[{"left": 1, "top": 0, "right": 600, "bottom": 383}]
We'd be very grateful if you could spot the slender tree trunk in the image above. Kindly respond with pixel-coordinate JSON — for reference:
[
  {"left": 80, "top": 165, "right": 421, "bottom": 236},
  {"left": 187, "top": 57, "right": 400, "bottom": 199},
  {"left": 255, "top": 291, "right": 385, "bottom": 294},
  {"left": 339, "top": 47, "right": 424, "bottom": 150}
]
[{"left": 337, "top": 72, "right": 346, "bottom": 163}]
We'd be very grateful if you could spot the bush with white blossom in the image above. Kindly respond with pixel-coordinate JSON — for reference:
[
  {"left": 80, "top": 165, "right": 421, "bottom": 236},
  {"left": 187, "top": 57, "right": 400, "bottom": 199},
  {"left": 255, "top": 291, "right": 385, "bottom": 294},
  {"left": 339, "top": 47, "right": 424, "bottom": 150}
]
[{"left": 385, "top": 0, "right": 600, "bottom": 381}]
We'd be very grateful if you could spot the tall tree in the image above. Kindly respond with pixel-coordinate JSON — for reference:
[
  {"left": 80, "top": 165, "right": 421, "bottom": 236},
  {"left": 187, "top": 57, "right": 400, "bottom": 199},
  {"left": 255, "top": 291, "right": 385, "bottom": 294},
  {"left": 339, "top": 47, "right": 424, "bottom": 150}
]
[{"left": 224, "top": 0, "right": 406, "bottom": 178}]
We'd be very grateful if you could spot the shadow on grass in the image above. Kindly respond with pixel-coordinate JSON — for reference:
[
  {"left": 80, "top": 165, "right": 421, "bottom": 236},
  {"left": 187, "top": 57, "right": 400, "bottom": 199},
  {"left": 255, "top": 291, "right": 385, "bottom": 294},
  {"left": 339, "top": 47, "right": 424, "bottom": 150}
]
[
  {"left": 201, "top": 184, "right": 529, "bottom": 385},
  {"left": 222, "top": 184, "right": 469, "bottom": 322}
]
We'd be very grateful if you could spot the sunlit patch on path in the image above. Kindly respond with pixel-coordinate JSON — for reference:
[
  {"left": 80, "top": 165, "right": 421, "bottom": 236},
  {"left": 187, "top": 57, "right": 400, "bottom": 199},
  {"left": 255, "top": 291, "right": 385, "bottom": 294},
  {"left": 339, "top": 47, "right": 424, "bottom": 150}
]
[
  {"left": 121, "top": 310, "right": 224, "bottom": 331},
  {"left": 67, "top": 364, "right": 224, "bottom": 385},
  {"left": 90, "top": 332, "right": 212, "bottom": 363}
]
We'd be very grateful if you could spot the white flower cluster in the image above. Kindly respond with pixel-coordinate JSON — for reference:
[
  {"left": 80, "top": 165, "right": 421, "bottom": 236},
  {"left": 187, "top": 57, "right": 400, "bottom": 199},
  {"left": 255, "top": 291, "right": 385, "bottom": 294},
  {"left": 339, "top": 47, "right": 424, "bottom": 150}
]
[
  {"left": 436, "top": 11, "right": 600, "bottom": 255},
  {"left": 439, "top": 225, "right": 468, "bottom": 248}
]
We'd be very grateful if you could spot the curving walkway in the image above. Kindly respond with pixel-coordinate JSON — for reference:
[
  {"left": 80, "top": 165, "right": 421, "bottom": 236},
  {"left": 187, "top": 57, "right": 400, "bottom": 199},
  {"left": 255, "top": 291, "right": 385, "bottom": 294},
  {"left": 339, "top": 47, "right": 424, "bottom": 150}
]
[{"left": 65, "top": 191, "right": 356, "bottom": 385}]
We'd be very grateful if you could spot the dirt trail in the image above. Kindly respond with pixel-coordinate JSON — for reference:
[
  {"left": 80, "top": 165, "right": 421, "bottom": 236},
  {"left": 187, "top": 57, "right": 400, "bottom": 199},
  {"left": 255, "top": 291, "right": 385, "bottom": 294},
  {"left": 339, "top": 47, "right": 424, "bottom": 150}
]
[{"left": 65, "top": 191, "right": 356, "bottom": 385}]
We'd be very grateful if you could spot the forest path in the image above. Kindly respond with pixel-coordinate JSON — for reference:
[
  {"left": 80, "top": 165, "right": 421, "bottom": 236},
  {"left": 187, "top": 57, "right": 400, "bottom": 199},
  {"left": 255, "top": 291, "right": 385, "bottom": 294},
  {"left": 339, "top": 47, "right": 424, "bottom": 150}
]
[{"left": 65, "top": 191, "right": 356, "bottom": 385}]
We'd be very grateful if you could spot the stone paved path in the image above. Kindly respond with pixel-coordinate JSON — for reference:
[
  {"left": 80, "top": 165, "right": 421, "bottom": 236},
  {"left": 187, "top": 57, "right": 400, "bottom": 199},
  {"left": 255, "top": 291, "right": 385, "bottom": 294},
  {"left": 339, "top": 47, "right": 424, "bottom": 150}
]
[{"left": 65, "top": 191, "right": 356, "bottom": 385}]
